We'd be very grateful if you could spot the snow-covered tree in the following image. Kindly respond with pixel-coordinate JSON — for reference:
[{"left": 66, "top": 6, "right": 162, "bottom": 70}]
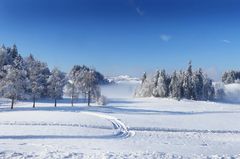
[
  {"left": 66, "top": 65, "right": 103, "bottom": 106},
  {"left": 66, "top": 65, "right": 82, "bottom": 106},
  {"left": 134, "top": 61, "right": 215, "bottom": 101},
  {"left": 134, "top": 72, "right": 155, "bottom": 97},
  {"left": 25, "top": 54, "right": 50, "bottom": 108},
  {"left": 0, "top": 65, "right": 29, "bottom": 109},
  {"left": 203, "top": 78, "right": 215, "bottom": 100},
  {"left": 192, "top": 69, "right": 204, "bottom": 100},
  {"left": 182, "top": 61, "right": 194, "bottom": 99},
  {"left": 141, "top": 72, "right": 147, "bottom": 83},
  {"left": 155, "top": 69, "right": 169, "bottom": 97},
  {"left": 169, "top": 71, "right": 179, "bottom": 98},
  {"left": 222, "top": 71, "right": 240, "bottom": 84},
  {"left": 214, "top": 82, "right": 225, "bottom": 100},
  {"left": 152, "top": 70, "right": 160, "bottom": 97},
  {"left": 81, "top": 69, "right": 101, "bottom": 106},
  {"left": 47, "top": 68, "right": 67, "bottom": 107},
  {"left": 0, "top": 45, "right": 7, "bottom": 68}
]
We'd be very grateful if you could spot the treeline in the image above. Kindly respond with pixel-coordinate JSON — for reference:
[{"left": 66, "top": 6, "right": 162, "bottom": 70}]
[
  {"left": 222, "top": 71, "right": 240, "bottom": 84},
  {"left": 0, "top": 44, "right": 109, "bottom": 109},
  {"left": 135, "top": 62, "right": 215, "bottom": 101}
]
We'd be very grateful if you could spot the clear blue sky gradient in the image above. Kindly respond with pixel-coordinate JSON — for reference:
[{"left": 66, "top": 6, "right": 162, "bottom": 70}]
[{"left": 0, "top": 0, "right": 240, "bottom": 78}]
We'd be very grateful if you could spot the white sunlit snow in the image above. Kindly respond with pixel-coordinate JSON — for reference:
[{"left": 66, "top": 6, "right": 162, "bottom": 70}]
[{"left": 0, "top": 78, "right": 240, "bottom": 158}]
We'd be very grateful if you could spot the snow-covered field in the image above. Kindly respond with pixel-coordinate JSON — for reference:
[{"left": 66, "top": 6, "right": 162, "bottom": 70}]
[{"left": 1, "top": 80, "right": 240, "bottom": 158}]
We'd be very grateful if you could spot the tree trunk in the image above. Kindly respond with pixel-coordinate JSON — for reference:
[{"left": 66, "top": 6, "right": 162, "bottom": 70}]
[
  {"left": 84, "top": 92, "right": 87, "bottom": 103},
  {"left": 71, "top": 95, "right": 74, "bottom": 106},
  {"left": 54, "top": 98, "right": 57, "bottom": 107},
  {"left": 11, "top": 97, "right": 14, "bottom": 109},
  {"left": 87, "top": 91, "right": 91, "bottom": 106},
  {"left": 33, "top": 95, "right": 36, "bottom": 108}
]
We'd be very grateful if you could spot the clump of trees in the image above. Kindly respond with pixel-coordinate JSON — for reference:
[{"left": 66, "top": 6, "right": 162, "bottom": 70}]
[
  {"left": 135, "top": 62, "right": 215, "bottom": 101},
  {"left": 65, "top": 65, "right": 101, "bottom": 106},
  {"left": 0, "top": 44, "right": 108, "bottom": 109},
  {"left": 222, "top": 71, "right": 240, "bottom": 84}
]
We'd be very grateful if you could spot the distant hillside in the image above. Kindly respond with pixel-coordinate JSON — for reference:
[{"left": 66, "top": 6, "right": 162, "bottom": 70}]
[{"left": 107, "top": 75, "right": 140, "bottom": 84}]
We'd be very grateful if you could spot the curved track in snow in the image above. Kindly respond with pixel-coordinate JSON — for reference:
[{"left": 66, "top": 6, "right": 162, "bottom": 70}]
[
  {"left": 82, "top": 112, "right": 135, "bottom": 138},
  {"left": 0, "top": 111, "right": 135, "bottom": 139}
]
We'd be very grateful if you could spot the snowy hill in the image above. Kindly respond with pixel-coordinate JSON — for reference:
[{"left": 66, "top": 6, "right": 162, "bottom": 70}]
[
  {"left": 107, "top": 75, "right": 140, "bottom": 84},
  {"left": 1, "top": 80, "right": 240, "bottom": 158}
]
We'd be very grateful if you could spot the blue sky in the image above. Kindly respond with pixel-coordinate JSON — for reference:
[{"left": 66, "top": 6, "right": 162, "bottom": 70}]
[{"left": 0, "top": 0, "right": 240, "bottom": 78}]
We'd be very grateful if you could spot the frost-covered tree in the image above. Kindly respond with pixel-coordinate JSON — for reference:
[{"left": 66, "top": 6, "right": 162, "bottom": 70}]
[
  {"left": 141, "top": 72, "right": 147, "bottom": 83},
  {"left": 134, "top": 61, "right": 215, "bottom": 101},
  {"left": 81, "top": 69, "right": 101, "bottom": 106},
  {"left": 66, "top": 65, "right": 82, "bottom": 106},
  {"left": 203, "top": 78, "right": 215, "bottom": 100},
  {"left": 169, "top": 71, "right": 179, "bottom": 98},
  {"left": 214, "top": 82, "right": 225, "bottom": 100},
  {"left": 192, "top": 69, "right": 204, "bottom": 100},
  {"left": 222, "top": 71, "right": 240, "bottom": 84},
  {"left": 182, "top": 61, "right": 194, "bottom": 99},
  {"left": 47, "top": 68, "right": 67, "bottom": 107},
  {"left": 0, "top": 46, "right": 8, "bottom": 81},
  {"left": 25, "top": 54, "right": 50, "bottom": 108},
  {"left": 0, "top": 45, "right": 7, "bottom": 68},
  {"left": 155, "top": 70, "right": 169, "bottom": 97},
  {"left": 134, "top": 72, "right": 155, "bottom": 97},
  {"left": 66, "top": 65, "right": 103, "bottom": 106},
  {"left": 0, "top": 65, "right": 28, "bottom": 109},
  {"left": 152, "top": 70, "right": 160, "bottom": 97}
]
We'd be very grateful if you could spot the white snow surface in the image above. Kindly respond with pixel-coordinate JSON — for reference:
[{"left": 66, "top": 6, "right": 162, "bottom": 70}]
[{"left": 0, "top": 81, "right": 240, "bottom": 158}]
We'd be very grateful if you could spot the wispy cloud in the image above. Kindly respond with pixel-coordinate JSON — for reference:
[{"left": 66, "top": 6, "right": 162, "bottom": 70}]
[
  {"left": 136, "top": 7, "right": 144, "bottom": 16},
  {"left": 160, "top": 34, "right": 172, "bottom": 42},
  {"left": 129, "top": 0, "right": 144, "bottom": 16},
  {"left": 222, "top": 39, "right": 231, "bottom": 44}
]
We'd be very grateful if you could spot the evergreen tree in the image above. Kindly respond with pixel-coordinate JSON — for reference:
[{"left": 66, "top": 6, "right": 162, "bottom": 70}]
[
  {"left": 141, "top": 72, "right": 147, "bottom": 84},
  {"left": 183, "top": 61, "right": 194, "bottom": 99},
  {"left": 134, "top": 61, "right": 215, "bottom": 101},
  {"left": 203, "top": 78, "right": 215, "bottom": 100},
  {"left": 192, "top": 68, "right": 204, "bottom": 100},
  {"left": 156, "top": 69, "right": 168, "bottom": 97},
  {"left": 222, "top": 70, "right": 240, "bottom": 84},
  {"left": 169, "top": 71, "right": 179, "bottom": 98},
  {"left": 152, "top": 70, "right": 160, "bottom": 97},
  {"left": 134, "top": 72, "right": 155, "bottom": 97}
]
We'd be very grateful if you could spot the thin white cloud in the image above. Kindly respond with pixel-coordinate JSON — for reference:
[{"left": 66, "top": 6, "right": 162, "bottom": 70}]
[
  {"left": 222, "top": 39, "right": 231, "bottom": 44},
  {"left": 160, "top": 34, "right": 172, "bottom": 42},
  {"left": 136, "top": 7, "right": 144, "bottom": 16}
]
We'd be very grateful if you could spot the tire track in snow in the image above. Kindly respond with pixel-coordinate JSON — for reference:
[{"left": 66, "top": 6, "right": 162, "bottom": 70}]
[
  {"left": 130, "top": 127, "right": 240, "bottom": 134},
  {"left": 0, "top": 112, "right": 135, "bottom": 139},
  {"left": 82, "top": 112, "right": 135, "bottom": 138},
  {"left": 0, "top": 122, "right": 112, "bottom": 130}
]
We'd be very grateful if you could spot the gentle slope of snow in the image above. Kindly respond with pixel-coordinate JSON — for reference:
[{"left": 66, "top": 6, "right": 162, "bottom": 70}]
[{"left": 0, "top": 80, "right": 240, "bottom": 158}]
